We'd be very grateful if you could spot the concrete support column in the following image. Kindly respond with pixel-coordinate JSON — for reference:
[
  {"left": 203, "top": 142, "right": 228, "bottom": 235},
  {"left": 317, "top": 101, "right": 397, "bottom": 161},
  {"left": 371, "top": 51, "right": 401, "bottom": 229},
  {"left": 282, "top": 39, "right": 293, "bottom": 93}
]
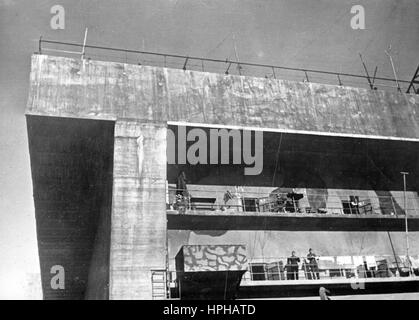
[{"left": 110, "top": 120, "right": 167, "bottom": 299}]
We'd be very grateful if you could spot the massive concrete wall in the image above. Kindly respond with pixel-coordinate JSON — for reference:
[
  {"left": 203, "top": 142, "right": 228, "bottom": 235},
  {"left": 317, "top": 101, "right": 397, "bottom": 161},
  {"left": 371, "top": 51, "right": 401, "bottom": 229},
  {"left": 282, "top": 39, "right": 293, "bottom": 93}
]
[
  {"left": 26, "top": 54, "right": 419, "bottom": 299},
  {"left": 110, "top": 120, "right": 167, "bottom": 299},
  {"left": 27, "top": 54, "right": 419, "bottom": 140}
]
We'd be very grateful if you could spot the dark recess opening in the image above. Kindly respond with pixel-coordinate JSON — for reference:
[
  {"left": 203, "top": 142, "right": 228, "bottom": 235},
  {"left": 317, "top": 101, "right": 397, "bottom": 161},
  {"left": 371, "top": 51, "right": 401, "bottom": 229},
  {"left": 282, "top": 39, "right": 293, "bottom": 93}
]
[{"left": 167, "top": 124, "right": 419, "bottom": 191}]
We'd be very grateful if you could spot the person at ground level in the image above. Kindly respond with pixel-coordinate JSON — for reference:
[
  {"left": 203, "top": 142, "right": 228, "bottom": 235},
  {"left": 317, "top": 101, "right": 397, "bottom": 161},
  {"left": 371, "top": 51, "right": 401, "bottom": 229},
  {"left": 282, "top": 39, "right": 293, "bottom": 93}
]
[{"left": 319, "top": 287, "right": 331, "bottom": 300}]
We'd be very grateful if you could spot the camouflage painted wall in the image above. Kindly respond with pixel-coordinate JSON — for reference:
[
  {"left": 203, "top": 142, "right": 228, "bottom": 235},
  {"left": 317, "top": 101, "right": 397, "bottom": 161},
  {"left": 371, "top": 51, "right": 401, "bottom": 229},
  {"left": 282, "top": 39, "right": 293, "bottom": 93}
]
[{"left": 175, "top": 245, "right": 248, "bottom": 272}]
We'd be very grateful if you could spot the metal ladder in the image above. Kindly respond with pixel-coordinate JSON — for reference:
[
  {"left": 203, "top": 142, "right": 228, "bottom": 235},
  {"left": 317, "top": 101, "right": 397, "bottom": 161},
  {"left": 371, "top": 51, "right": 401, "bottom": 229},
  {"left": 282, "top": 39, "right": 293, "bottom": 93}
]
[{"left": 151, "top": 270, "right": 168, "bottom": 300}]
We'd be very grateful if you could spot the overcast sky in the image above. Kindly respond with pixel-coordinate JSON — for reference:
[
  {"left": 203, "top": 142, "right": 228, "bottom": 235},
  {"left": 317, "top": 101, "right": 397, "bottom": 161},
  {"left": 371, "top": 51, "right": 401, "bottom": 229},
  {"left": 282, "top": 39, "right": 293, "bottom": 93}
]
[{"left": 0, "top": 0, "right": 418, "bottom": 298}]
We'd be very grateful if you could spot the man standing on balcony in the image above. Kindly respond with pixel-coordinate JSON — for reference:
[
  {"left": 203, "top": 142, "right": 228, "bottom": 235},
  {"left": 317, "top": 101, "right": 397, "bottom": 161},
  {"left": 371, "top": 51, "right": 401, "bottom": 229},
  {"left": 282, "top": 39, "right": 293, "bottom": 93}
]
[
  {"left": 287, "top": 251, "right": 301, "bottom": 280},
  {"left": 176, "top": 171, "right": 188, "bottom": 197},
  {"left": 175, "top": 171, "right": 190, "bottom": 213},
  {"left": 307, "top": 248, "right": 320, "bottom": 280}
]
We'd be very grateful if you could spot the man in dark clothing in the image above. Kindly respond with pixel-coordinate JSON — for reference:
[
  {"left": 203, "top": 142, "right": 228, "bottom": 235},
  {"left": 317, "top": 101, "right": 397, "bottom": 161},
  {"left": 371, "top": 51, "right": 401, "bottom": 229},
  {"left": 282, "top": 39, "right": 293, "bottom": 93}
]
[
  {"left": 175, "top": 171, "right": 190, "bottom": 213},
  {"left": 176, "top": 171, "right": 189, "bottom": 197},
  {"left": 307, "top": 248, "right": 320, "bottom": 280},
  {"left": 287, "top": 251, "right": 301, "bottom": 280}
]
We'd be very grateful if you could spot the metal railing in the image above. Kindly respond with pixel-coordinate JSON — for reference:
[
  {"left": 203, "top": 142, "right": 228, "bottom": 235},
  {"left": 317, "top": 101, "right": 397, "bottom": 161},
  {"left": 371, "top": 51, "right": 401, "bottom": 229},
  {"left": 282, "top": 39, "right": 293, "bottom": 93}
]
[
  {"left": 243, "top": 254, "right": 419, "bottom": 282},
  {"left": 165, "top": 254, "right": 419, "bottom": 287},
  {"left": 167, "top": 187, "right": 419, "bottom": 217},
  {"left": 37, "top": 37, "right": 413, "bottom": 93}
]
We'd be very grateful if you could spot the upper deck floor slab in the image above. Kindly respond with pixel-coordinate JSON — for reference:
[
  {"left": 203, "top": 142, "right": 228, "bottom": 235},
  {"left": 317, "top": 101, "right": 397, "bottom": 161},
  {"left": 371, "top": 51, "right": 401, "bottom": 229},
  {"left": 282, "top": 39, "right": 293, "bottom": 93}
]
[{"left": 167, "top": 210, "right": 419, "bottom": 232}]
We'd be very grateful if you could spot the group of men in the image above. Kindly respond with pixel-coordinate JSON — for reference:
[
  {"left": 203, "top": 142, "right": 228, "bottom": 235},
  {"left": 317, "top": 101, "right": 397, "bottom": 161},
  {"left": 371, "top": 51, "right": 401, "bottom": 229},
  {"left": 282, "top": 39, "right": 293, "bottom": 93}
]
[{"left": 286, "top": 249, "right": 320, "bottom": 280}]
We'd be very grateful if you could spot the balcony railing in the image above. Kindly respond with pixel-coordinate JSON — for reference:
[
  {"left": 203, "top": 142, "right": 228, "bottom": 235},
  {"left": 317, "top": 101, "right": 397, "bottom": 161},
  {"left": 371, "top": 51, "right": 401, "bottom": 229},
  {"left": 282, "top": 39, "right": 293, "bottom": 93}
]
[
  {"left": 240, "top": 254, "right": 419, "bottom": 283},
  {"left": 165, "top": 254, "right": 419, "bottom": 287},
  {"left": 37, "top": 38, "right": 414, "bottom": 93},
  {"left": 167, "top": 186, "right": 419, "bottom": 217}
]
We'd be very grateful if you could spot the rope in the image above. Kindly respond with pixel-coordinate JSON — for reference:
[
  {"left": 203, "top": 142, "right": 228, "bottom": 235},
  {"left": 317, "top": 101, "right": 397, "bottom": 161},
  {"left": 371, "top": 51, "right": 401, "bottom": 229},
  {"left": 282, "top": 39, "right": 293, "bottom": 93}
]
[{"left": 272, "top": 132, "right": 283, "bottom": 186}]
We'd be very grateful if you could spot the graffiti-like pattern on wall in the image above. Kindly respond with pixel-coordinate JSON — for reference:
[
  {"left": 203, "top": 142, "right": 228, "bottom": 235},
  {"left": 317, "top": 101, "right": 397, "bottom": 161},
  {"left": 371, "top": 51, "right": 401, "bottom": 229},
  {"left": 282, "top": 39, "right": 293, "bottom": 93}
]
[{"left": 176, "top": 245, "right": 248, "bottom": 272}]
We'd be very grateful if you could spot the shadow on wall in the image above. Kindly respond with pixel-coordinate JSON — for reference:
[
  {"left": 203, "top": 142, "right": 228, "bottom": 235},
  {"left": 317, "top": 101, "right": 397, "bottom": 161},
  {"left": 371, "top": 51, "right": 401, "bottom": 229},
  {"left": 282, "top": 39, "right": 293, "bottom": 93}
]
[{"left": 167, "top": 129, "right": 418, "bottom": 193}]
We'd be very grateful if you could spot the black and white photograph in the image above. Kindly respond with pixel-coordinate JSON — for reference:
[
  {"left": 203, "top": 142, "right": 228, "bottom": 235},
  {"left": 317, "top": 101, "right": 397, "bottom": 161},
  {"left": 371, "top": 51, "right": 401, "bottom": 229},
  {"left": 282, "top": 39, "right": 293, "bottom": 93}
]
[{"left": 0, "top": 0, "right": 418, "bottom": 304}]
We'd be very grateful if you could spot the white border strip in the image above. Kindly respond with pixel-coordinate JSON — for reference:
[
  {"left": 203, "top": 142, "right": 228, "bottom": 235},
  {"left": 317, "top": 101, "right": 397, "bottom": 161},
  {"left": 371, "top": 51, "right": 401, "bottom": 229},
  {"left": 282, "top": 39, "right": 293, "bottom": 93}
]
[{"left": 168, "top": 120, "right": 419, "bottom": 142}]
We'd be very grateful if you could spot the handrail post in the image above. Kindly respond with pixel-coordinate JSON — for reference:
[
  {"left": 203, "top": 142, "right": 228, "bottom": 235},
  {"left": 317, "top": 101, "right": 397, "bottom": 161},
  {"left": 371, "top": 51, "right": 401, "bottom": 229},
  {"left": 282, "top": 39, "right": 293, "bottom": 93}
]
[
  {"left": 304, "top": 71, "right": 310, "bottom": 82},
  {"left": 39, "top": 36, "right": 42, "bottom": 54},
  {"left": 337, "top": 74, "right": 343, "bottom": 86},
  {"left": 225, "top": 61, "right": 232, "bottom": 75},
  {"left": 183, "top": 57, "right": 189, "bottom": 71},
  {"left": 81, "top": 28, "right": 88, "bottom": 60}
]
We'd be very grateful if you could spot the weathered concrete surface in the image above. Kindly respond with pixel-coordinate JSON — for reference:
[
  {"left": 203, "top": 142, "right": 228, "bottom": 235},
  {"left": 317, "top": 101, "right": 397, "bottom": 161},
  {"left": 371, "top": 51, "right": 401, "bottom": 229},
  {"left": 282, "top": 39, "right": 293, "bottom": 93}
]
[
  {"left": 110, "top": 120, "right": 167, "bottom": 299},
  {"left": 27, "top": 54, "right": 419, "bottom": 140}
]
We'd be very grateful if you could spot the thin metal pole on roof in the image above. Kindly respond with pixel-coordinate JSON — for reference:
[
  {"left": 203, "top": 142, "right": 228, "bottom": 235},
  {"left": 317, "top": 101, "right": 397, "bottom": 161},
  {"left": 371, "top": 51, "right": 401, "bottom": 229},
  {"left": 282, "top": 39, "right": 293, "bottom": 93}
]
[
  {"left": 359, "top": 53, "right": 374, "bottom": 90},
  {"left": 232, "top": 33, "right": 242, "bottom": 75},
  {"left": 401, "top": 171, "right": 412, "bottom": 276},
  {"left": 81, "top": 28, "right": 88, "bottom": 60},
  {"left": 37, "top": 37, "right": 414, "bottom": 91},
  {"left": 385, "top": 46, "right": 402, "bottom": 92},
  {"left": 337, "top": 74, "right": 342, "bottom": 86},
  {"left": 39, "top": 36, "right": 42, "bottom": 54}
]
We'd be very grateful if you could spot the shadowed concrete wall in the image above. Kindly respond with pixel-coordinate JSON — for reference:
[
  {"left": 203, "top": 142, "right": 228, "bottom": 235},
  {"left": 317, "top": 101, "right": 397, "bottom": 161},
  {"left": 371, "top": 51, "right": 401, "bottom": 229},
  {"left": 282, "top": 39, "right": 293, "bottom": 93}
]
[
  {"left": 110, "top": 120, "right": 167, "bottom": 299},
  {"left": 27, "top": 116, "right": 114, "bottom": 300},
  {"left": 27, "top": 55, "right": 419, "bottom": 140},
  {"left": 85, "top": 180, "right": 113, "bottom": 300}
]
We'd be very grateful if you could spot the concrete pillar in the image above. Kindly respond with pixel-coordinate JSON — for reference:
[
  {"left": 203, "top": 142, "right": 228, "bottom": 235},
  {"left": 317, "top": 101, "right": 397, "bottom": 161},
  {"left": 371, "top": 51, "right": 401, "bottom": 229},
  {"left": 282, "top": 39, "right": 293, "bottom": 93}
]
[{"left": 110, "top": 120, "right": 167, "bottom": 299}]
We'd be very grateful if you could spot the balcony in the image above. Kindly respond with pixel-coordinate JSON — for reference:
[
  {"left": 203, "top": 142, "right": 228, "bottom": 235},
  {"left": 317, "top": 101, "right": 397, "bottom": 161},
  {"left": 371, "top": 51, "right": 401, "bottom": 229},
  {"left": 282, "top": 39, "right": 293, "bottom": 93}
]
[
  {"left": 167, "top": 185, "right": 419, "bottom": 231},
  {"left": 165, "top": 254, "right": 419, "bottom": 299}
]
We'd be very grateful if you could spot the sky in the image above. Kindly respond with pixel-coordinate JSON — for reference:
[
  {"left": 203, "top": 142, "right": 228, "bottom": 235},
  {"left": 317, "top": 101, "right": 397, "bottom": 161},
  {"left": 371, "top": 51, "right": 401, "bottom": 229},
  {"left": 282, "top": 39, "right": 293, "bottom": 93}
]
[{"left": 0, "top": 0, "right": 418, "bottom": 299}]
